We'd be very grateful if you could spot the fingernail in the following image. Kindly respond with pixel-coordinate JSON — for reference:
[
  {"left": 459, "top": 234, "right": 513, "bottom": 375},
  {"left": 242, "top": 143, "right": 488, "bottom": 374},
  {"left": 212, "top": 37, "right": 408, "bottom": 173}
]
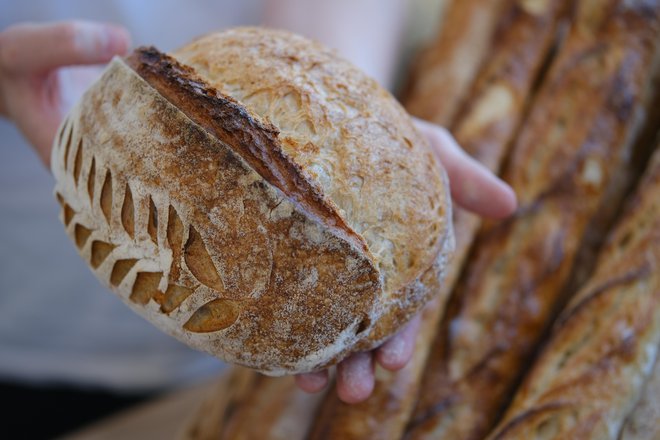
[
  {"left": 301, "top": 371, "right": 328, "bottom": 392},
  {"left": 380, "top": 336, "right": 406, "bottom": 367},
  {"left": 340, "top": 352, "right": 373, "bottom": 389},
  {"left": 73, "top": 22, "right": 101, "bottom": 56}
]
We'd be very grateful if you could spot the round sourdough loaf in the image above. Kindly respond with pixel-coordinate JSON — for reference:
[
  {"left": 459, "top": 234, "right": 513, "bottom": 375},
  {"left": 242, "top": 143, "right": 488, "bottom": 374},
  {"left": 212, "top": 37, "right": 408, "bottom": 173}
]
[{"left": 50, "top": 27, "right": 454, "bottom": 375}]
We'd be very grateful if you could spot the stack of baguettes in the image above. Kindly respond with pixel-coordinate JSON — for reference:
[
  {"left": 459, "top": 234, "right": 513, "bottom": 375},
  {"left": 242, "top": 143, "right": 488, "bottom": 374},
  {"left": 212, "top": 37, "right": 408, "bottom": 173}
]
[
  {"left": 180, "top": 0, "right": 660, "bottom": 439},
  {"left": 485, "top": 139, "right": 660, "bottom": 438}
]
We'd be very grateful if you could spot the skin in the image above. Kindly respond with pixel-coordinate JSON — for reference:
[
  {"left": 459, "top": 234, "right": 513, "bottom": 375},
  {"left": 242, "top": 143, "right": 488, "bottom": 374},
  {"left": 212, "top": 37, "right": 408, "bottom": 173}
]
[
  {"left": 263, "top": 0, "right": 408, "bottom": 88},
  {"left": 0, "top": 21, "right": 517, "bottom": 405}
]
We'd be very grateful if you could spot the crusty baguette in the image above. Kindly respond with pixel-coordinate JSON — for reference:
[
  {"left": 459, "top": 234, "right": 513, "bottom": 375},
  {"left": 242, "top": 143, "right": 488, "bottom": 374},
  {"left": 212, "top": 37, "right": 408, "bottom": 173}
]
[
  {"left": 181, "top": 370, "right": 328, "bottom": 440},
  {"left": 179, "top": 368, "right": 255, "bottom": 440},
  {"left": 305, "top": 1, "right": 569, "bottom": 438},
  {"left": 621, "top": 341, "right": 660, "bottom": 439},
  {"left": 486, "top": 144, "right": 660, "bottom": 439},
  {"left": 308, "top": 297, "right": 442, "bottom": 440},
  {"left": 221, "top": 376, "right": 326, "bottom": 440},
  {"left": 181, "top": 368, "right": 325, "bottom": 440},
  {"left": 405, "top": 1, "right": 660, "bottom": 438},
  {"left": 405, "top": 0, "right": 508, "bottom": 126},
  {"left": 51, "top": 28, "right": 453, "bottom": 375}
]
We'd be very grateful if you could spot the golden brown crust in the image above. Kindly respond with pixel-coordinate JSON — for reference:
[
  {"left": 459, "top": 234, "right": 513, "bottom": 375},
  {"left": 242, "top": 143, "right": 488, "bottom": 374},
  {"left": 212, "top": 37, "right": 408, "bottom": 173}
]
[
  {"left": 487, "top": 145, "right": 660, "bottom": 440},
  {"left": 174, "top": 28, "right": 452, "bottom": 300},
  {"left": 125, "top": 47, "right": 369, "bottom": 256},
  {"left": 621, "top": 341, "right": 660, "bottom": 439},
  {"left": 182, "top": 368, "right": 325, "bottom": 440},
  {"left": 451, "top": 0, "right": 570, "bottom": 170},
  {"left": 406, "top": 1, "right": 660, "bottom": 438},
  {"left": 404, "top": 0, "right": 509, "bottom": 126},
  {"left": 219, "top": 375, "right": 325, "bottom": 440},
  {"left": 51, "top": 28, "right": 453, "bottom": 374},
  {"left": 308, "top": 297, "right": 444, "bottom": 440},
  {"left": 307, "top": 1, "right": 570, "bottom": 437},
  {"left": 182, "top": 369, "right": 329, "bottom": 440},
  {"left": 405, "top": 0, "right": 569, "bottom": 436},
  {"left": 179, "top": 368, "right": 255, "bottom": 440}
]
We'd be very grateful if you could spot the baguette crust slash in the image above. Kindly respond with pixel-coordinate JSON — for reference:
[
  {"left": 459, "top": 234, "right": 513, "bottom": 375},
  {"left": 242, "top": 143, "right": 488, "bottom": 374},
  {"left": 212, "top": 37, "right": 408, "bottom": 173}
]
[
  {"left": 405, "top": 1, "right": 660, "bottom": 438},
  {"left": 405, "top": 0, "right": 508, "bottom": 126},
  {"left": 488, "top": 145, "right": 660, "bottom": 440},
  {"left": 621, "top": 341, "right": 660, "bottom": 439}
]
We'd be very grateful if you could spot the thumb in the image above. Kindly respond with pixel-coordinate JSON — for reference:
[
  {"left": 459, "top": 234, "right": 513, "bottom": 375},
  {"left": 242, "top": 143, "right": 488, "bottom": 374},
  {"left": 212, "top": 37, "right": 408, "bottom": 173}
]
[
  {"left": 0, "top": 21, "right": 131, "bottom": 74},
  {"left": 414, "top": 118, "right": 517, "bottom": 219}
]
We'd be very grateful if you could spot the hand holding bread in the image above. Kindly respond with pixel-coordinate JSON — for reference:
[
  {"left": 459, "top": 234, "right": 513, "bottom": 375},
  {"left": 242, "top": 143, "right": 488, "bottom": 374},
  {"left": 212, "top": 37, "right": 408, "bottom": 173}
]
[{"left": 1, "top": 22, "right": 516, "bottom": 403}]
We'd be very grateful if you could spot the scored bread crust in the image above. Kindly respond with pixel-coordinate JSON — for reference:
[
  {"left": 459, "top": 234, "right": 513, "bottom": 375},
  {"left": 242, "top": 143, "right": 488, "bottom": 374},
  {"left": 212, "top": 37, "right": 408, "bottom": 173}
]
[
  {"left": 50, "top": 28, "right": 453, "bottom": 374},
  {"left": 487, "top": 145, "right": 660, "bottom": 440},
  {"left": 405, "top": 0, "right": 660, "bottom": 437},
  {"left": 620, "top": 339, "right": 660, "bottom": 439},
  {"left": 173, "top": 28, "right": 452, "bottom": 307},
  {"left": 405, "top": 0, "right": 509, "bottom": 126}
]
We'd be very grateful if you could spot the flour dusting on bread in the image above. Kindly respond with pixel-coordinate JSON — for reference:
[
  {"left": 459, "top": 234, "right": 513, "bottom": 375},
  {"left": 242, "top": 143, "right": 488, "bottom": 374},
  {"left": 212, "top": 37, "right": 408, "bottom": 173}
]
[{"left": 51, "top": 28, "right": 453, "bottom": 374}]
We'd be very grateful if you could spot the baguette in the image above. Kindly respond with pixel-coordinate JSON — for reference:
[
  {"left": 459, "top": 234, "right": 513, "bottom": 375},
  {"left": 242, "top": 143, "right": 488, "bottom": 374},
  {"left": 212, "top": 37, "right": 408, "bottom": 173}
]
[
  {"left": 51, "top": 28, "right": 453, "bottom": 374},
  {"left": 180, "top": 368, "right": 255, "bottom": 440},
  {"left": 308, "top": 297, "right": 443, "bottom": 440},
  {"left": 487, "top": 144, "right": 660, "bottom": 439},
  {"left": 306, "top": 1, "right": 568, "bottom": 438},
  {"left": 219, "top": 374, "right": 325, "bottom": 440},
  {"left": 221, "top": 374, "right": 325, "bottom": 440},
  {"left": 405, "top": 0, "right": 508, "bottom": 126},
  {"left": 405, "top": 1, "right": 660, "bottom": 438},
  {"left": 621, "top": 341, "right": 660, "bottom": 439}
]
